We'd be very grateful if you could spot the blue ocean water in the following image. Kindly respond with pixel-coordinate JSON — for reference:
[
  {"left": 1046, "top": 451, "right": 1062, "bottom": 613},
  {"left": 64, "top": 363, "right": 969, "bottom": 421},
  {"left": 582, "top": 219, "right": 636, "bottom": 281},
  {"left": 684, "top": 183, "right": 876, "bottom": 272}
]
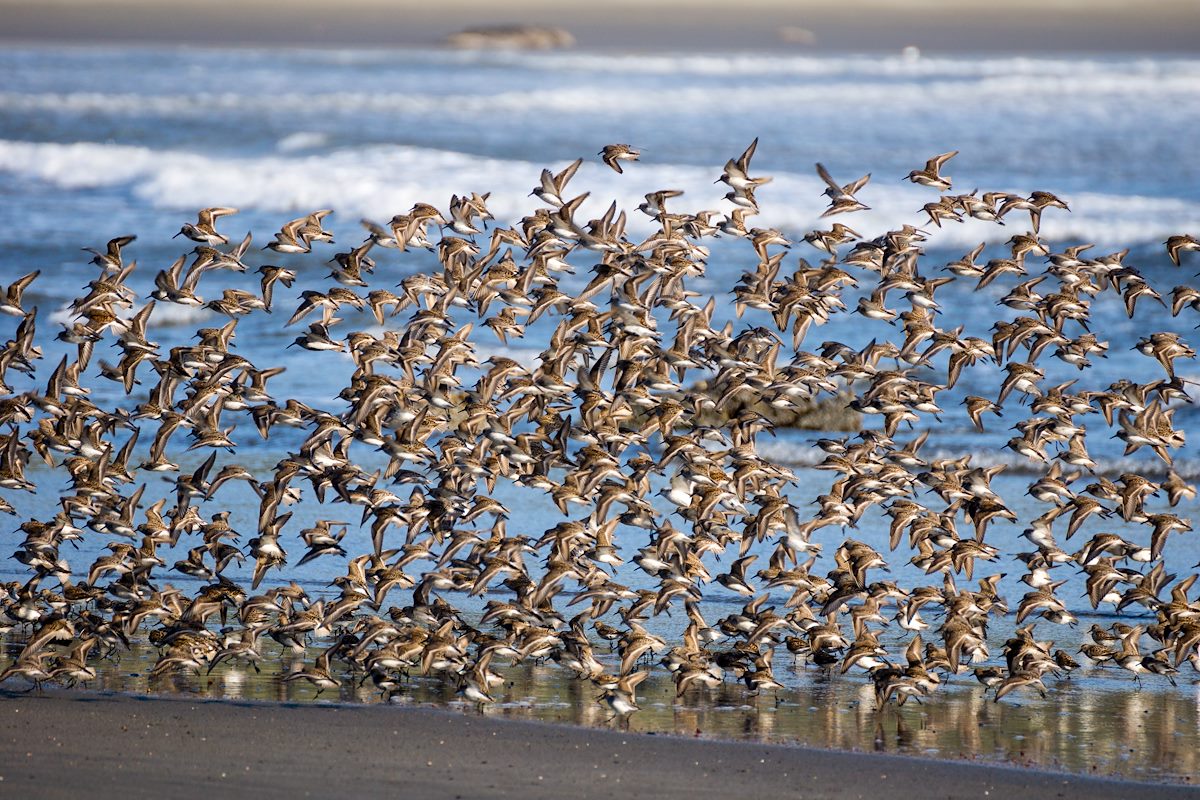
[
  {"left": 0, "top": 45, "right": 1199, "bottom": 661},
  {"left": 1, "top": 47, "right": 1198, "bottom": 242}
]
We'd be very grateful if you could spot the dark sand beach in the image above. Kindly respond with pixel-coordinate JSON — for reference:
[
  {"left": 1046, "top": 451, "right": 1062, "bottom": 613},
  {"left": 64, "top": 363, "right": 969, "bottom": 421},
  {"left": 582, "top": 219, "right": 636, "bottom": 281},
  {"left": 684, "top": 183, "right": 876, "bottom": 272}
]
[{"left": 1, "top": 690, "right": 1194, "bottom": 799}]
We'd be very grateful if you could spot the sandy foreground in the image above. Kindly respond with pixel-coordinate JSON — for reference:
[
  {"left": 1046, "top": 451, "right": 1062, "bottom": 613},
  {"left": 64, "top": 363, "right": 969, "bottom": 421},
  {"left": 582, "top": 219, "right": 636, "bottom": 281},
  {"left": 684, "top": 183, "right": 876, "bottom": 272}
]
[
  {"left": 1, "top": 0, "right": 1197, "bottom": 53},
  {"left": 0, "top": 690, "right": 1193, "bottom": 799}
]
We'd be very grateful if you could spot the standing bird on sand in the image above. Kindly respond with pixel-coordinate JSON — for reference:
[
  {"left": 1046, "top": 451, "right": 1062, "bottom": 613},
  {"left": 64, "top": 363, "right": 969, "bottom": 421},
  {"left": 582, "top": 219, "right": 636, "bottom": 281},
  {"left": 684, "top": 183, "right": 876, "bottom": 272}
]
[{"left": 598, "top": 670, "right": 649, "bottom": 715}]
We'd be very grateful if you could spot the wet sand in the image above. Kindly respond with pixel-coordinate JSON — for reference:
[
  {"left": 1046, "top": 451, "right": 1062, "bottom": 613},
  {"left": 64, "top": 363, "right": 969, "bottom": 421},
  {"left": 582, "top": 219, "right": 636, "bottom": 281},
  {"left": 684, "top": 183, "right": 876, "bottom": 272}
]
[
  {"left": 1, "top": 0, "right": 1197, "bottom": 53},
  {"left": 0, "top": 689, "right": 1193, "bottom": 799},
  {"left": 6, "top": 630, "right": 1200, "bottom": 782}
]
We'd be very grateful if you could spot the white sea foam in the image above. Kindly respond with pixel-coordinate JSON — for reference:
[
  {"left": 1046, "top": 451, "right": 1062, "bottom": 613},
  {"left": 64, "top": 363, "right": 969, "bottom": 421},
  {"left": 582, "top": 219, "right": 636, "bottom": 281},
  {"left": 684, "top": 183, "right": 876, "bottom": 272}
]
[
  {"left": 916, "top": 449, "right": 1200, "bottom": 480},
  {"left": 0, "top": 138, "right": 1194, "bottom": 249},
  {"left": 470, "top": 342, "right": 544, "bottom": 370},
  {"left": 1, "top": 67, "right": 1195, "bottom": 120},
  {"left": 468, "top": 51, "right": 1200, "bottom": 80},
  {"left": 140, "top": 302, "right": 214, "bottom": 328},
  {"left": 321, "top": 49, "right": 1200, "bottom": 81},
  {"left": 0, "top": 55, "right": 1195, "bottom": 121},
  {"left": 757, "top": 437, "right": 1200, "bottom": 479},
  {"left": 276, "top": 131, "right": 330, "bottom": 153}
]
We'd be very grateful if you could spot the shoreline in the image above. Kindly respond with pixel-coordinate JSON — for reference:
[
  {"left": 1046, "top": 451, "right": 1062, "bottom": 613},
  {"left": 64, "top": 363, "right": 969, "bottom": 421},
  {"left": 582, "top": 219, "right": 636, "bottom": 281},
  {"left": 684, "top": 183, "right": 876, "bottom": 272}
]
[
  {"left": 0, "top": 1, "right": 1197, "bottom": 54},
  {"left": 0, "top": 39, "right": 1194, "bottom": 59},
  {"left": 1, "top": 688, "right": 1195, "bottom": 798}
]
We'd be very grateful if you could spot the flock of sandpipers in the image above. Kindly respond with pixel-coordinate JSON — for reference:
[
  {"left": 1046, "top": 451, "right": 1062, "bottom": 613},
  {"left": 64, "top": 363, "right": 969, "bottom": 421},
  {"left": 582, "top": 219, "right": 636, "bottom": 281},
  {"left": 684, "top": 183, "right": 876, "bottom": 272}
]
[{"left": 1, "top": 140, "right": 1199, "bottom": 714}]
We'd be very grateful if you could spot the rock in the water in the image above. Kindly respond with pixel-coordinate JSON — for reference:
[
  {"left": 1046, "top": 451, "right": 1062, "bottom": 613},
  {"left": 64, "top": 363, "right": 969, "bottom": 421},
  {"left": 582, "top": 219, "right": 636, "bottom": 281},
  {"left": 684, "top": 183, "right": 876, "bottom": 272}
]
[{"left": 444, "top": 25, "right": 575, "bottom": 50}]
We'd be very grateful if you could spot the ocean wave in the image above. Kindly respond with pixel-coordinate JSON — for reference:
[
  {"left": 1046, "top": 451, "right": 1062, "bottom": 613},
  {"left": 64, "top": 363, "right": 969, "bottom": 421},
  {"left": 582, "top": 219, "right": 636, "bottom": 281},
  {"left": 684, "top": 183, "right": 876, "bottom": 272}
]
[
  {"left": 487, "top": 52, "right": 1200, "bottom": 79},
  {"left": 2, "top": 65, "right": 1195, "bottom": 120},
  {"left": 49, "top": 301, "right": 213, "bottom": 328},
  {"left": 920, "top": 448, "right": 1200, "bottom": 479},
  {"left": 13, "top": 45, "right": 1196, "bottom": 80},
  {"left": 469, "top": 342, "right": 545, "bottom": 370},
  {"left": 1, "top": 138, "right": 1195, "bottom": 249},
  {"left": 362, "top": 49, "right": 1200, "bottom": 81},
  {"left": 276, "top": 131, "right": 330, "bottom": 153},
  {"left": 757, "top": 437, "right": 1200, "bottom": 479}
]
